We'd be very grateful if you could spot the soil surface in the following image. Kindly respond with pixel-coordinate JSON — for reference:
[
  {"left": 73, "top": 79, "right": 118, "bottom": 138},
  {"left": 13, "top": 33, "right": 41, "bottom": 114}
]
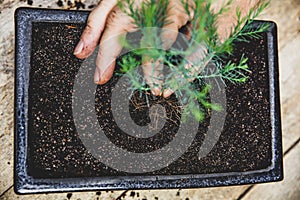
[{"left": 27, "top": 21, "right": 271, "bottom": 178}]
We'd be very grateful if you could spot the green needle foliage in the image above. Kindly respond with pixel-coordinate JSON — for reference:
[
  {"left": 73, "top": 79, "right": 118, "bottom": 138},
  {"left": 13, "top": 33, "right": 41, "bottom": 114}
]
[{"left": 117, "top": 0, "right": 269, "bottom": 121}]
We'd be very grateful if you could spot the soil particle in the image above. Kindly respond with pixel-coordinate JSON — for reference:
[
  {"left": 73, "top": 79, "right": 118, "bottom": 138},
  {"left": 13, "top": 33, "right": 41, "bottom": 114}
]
[
  {"left": 67, "top": 193, "right": 72, "bottom": 199},
  {"left": 27, "top": 0, "right": 33, "bottom": 5},
  {"left": 130, "top": 191, "right": 135, "bottom": 197},
  {"left": 57, "top": 0, "right": 63, "bottom": 7},
  {"left": 27, "top": 0, "right": 89, "bottom": 10}
]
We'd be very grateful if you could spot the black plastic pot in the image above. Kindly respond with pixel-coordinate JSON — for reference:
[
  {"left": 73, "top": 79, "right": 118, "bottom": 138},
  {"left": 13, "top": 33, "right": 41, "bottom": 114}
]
[{"left": 15, "top": 8, "right": 283, "bottom": 194}]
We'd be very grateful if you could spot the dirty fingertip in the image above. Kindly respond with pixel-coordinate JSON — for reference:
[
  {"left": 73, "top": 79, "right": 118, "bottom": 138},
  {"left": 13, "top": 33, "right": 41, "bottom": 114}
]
[
  {"left": 94, "top": 61, "right": 116, "bottom": 85},
  {"left": 73, "top": 40, "right": 84, "bottom": 55},
  {"left": 163, "top": 88, "right": 174, "bottom": 98},
  {"left": 151, "top": 87, "right": 162, "bottom": 96},
  {"left": 94, "top": 67, "right": 101, "bottom": 84}
]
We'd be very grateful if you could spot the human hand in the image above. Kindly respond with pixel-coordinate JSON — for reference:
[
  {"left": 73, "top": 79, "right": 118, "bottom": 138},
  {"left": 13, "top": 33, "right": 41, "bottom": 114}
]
[
  {"left": 73, "top": 0, "right": 195, "bottom": 97},
  {"left": 74, "top": 0, "right": 262, "bottom": 98}
]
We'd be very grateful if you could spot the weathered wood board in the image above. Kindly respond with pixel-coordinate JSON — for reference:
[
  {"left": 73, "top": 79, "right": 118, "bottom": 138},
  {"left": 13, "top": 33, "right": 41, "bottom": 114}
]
[{"left": 0, "top": 0, "right": 299, "bottom": 199}]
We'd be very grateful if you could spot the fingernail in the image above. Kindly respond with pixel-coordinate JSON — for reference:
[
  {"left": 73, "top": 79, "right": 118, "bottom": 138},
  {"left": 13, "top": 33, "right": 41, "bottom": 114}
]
[
  {"left": 74, "top": 40, "right": 84, "bottom": 55},
  {"left": 151, "top": 87, "right": 161, "bottom": 96},
  {"left": 95, "top": 77, "right": 105, "bottom": 85},
  {"left": 94, "top": 76, "right": 100, "bottom": 84},
  {"left": 163, "top": 89, "right": 174, "bottom": 98},
  {"left": 95, "top": 80, "right": 102, "bottom": 85},
  {"left": 95, "top": 75, "right": 104, "bottom": 85},
  {"left": 95, "top": 61, "right": 116, "bottom": 85},
  {"left": 96, "top": 76, "right": 111, "bottom": 85},
  {"left": 94, "top": 68, "right": 101, "bottom": 84}
]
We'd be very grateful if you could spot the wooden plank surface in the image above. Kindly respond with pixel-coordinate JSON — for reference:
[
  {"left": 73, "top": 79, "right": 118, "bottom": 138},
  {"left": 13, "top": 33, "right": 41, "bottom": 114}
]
[
  {"left": 278, "top": 34, "right": 300, "bottom": 152},
  {"left": 113, "top": 186, "right": 250, "bottom": 200},
  {"left": 243, "top": 142, "right": 300, "bottom": 200},
  {"left": 258, "top": 0, "right": 300, "bottom": 50},
  {"left": 0, "top": 0, "right": 299, "bottom": 199},
  {"left": 0, "top": 26, "right": 15, "bottom": 197},
  {"left": 1, "top": 190, "right": 125, "bottom": 200}
]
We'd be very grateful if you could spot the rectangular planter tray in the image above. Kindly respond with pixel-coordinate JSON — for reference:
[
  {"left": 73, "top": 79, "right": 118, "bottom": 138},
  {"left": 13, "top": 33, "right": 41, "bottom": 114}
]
[{"left": 15, "top": 8, "right": 283, "bottom": 194}]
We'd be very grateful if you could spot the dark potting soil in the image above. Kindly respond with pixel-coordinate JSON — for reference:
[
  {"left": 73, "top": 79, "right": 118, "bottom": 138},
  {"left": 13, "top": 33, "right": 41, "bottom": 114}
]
[{"left": 27, "top": 22, "right": 271, "bottom": 178}]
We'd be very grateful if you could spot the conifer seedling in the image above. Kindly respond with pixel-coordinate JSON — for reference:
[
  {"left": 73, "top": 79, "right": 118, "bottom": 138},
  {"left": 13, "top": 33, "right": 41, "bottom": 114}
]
[{"left": 117, "top": 0, "right": 269, "bottom": 121}]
